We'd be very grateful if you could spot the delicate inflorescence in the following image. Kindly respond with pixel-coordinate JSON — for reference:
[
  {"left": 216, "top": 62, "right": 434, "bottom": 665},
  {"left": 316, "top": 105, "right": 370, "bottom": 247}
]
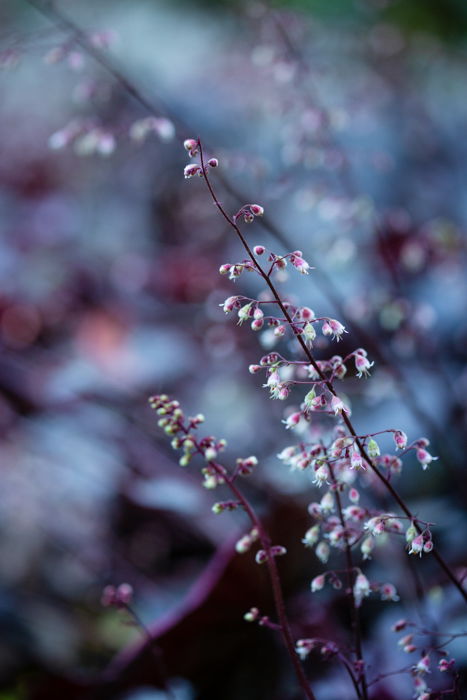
[{"left": 145, "top": 139, "right": 461, "bottom": 699}]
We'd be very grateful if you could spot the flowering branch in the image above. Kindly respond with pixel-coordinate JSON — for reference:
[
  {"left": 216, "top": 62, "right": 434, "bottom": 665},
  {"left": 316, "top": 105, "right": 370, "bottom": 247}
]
[
  {"left": 149, "top": 395, "right": 316, "bottom": 700},
  {"left": 195, "top": 138, "right": 467, "bottom": 607}
]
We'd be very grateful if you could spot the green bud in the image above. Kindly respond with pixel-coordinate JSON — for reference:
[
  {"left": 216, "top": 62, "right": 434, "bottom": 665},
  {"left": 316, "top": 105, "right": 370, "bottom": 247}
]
[{"left": 367, "top": 439, "right": 380, "bottom": 458}]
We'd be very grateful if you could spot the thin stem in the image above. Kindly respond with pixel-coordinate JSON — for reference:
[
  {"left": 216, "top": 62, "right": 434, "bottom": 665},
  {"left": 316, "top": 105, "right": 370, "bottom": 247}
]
[
  {"left": 198, "top": 141, "right": 467, "bottom": 606},
  {"left": 327, "top": 462, "right": 368, "bottom": 700},
  {"left": 221, "top": 471, "right": 316, "bottom": 700},
  {"left": 176, "top": 417, "right": 316, "bottom": 700},
  {"left": 124, "top": 604, "right": 176, "bottom": 700}
]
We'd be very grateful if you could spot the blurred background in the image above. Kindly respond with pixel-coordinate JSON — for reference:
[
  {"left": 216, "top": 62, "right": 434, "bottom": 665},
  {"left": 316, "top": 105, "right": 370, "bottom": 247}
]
[{"left": 0, "top": 0, "right": 467, "bottom": 698}]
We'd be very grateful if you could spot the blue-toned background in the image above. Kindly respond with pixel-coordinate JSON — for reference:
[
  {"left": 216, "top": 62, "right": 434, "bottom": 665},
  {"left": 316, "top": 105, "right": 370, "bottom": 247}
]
[{"left": 0, "top": 1, "right": 466, "bottom": 698}]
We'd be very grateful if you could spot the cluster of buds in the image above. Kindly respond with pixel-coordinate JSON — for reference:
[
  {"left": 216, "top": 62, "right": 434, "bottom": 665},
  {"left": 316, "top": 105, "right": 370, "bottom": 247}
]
[
  {"left": 255, "top": 545, "right": 287, "bottom": 565},
  {"left": 184, "top": 163, "right": 203, "bottom": 179},
  {"left": 48, "top": 119, "right": 116, "bottom": 157},
  {"left": 235, "top": 455, "right": 258, "bottom": 476},
  {"left": 101, "top": 583, "right": 133, "bottom": 608},
  {"left": 149, "top": 394, "right": 214, "bottom": 468},
  {"left": 183, "top": 138, "right": 199, "bottom": 157},
  {"left": 235, "top": 527, "right": 260, "bottom": 554},
  {"left": 44, "top": 44, "right": 85, "bottom": 70},
  {"left": 219, "top": 260, "right": 255, "bottom": 281},
  {"left": 129, "top": 116, "right": 175, "bottom": 143},
  {"left": 243, "top": 607, "right": 278, "bottom": 629},
  {"left": 233, "top": 203, "right": 264, "bottom": 223},
  {"left": 289, "top": 250, "right": 312, "bottom": 275},
  {"left": 390, "top": 621, "right": 458, "bottom": 695},
  {"left": 407, "top": 528, "right": 433, "bottom": 556},
  {"left": 364, "top": 513, "right": 403, "bottom": 537},
  {"left": 179, "top": 141, "right": 458, "bottom": 700},
  {"left": 295, "top": 638, "right": 339, "bottom": 661},
  {"left": 212, "top": 500, "right": 241, "bottom": 514},
  {"left": 321, "top": 318, "right": 347, "bottom": 342}
]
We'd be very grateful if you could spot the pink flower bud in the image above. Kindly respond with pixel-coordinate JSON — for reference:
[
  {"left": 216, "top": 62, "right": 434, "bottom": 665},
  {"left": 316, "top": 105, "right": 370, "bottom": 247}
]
[
  {"left": 438, "top": 658, "right": 455, "bottom": 672},
  {"left": 274, "top": 324, "right": 286, "bottom": 337},
  {"left": 183, "top": 138, "right": 198, "bottom": 155},
  {"left": 248, "top": 364, "right": 262, "bottom": 374},
  {"left": 380, "top": 582, "right": 399, "bottom": 602},
  {"left": 416, "top": 448, "right": 438, "bottom": 470},
  {"left": 391, "top": 619, "right": 407, "bottom": 632},
  {"left": 399, "top": 634, "right": 413, "bottom": 647},
  {"left": 116, "top": 583, "right": 133, "bottom": 605},
  {"left": 253, "top": 245, "right": 265, "bottom": 255},
  {"left": 250, "top": 204, "right": 264, "bottom": 216},
  {"left": 415, "top": 655, "right": 431, "bottom": 674},
  {"left": 222, "top": 294, "right": 237, "bottom": 310},
  {"left": 351, "top": 451, "right": 365, "bottom": 470},
  {"left": 251, "top": 318, "right": 264, "bottom": 330},
  {"left": 323, "top": 319, "right": 347, "bottom": 341},
  {"left": 311, "top": 574, "right": 326, "bottom": 592},
  {"left": 355, "top": 353, "right": 374, "bottom": 378},
  {"left": 253, "top": 307, "right": 264, "bottom": 320},
  {"left": 300, "top": 306, "right": 315, "bottom": 320},
  {"left": 394, "top": 430, "right": 408, "bottom": 449},
  {"left": 291, "top": 254, "right": 311, "bottom": 275},
  {"left": 409, "top": 533, "right": 424, "bottom": 556},
  {"left": 184, "top": 163, "right": 201, "bottom": 178},
  {"left": 282, "top": 412, "right": 302, "bottom": 429},
  {"left": 307, "top": 502, "right": 322, "bottom": 518},
  {"left": 330, "top": 395, "right": 349, "bottom": 415},
  {"left": 207, "top": 158, "right": 218, "bottom": 168}
]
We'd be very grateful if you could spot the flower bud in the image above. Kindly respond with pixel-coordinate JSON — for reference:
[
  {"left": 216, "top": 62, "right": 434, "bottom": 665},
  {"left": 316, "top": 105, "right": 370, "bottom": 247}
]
[
  {"left": 408, "top": 533, "right": 424, "bottom": 556},
  {"left": 302, "top": 524, "right": 320, "bottom": 547},
  {"left": 183, "top": 138, "right": 198, "bottom": 155},
  {"left": 184, "top": 163, "right": 201, "bottom": 178},
  {"left": 391, "top": 619, "right": 407, "bottom": 632},
  {"left": 255, "top": 549, "right": 268, "bottom": 564},
  {"left": 361, "top": 536, "right": 374, "bottom": 560},
  {"left": 353, "top": 573, "right": 371, "bottom": 607},
  {"left": 304, "top": 323, "right": 316, "bottom": 343},
  {"left": 315, "top": 541, "right": 330, "bottom": 564},
  {"left": 304, "top": 388, "right": 316, "bottom": 408},
  {"left": 394, "top": 430, "right": 408, "bottom": 449},
  {"left": 244, "top": 607, "right": 259, "bottom": 622},
  {"left": 311, "top": 574, "right": 326, "bottom": 592},
  {"left": 282, "top": 412, "right": 302, "bottom": 429},
  {"left": 250, "top": 204, "right": 264, "bottom": 216},
  {"left": 349, "top": 488, "right": 360, "bottom": 503}
]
